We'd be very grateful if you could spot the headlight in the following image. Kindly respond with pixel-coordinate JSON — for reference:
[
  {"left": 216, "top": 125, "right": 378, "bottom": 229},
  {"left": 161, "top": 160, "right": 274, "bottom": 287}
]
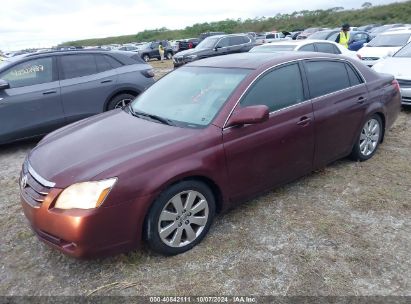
[
  {"left": 186, "top": 55, "right": 197, "bottom": 60},
  {"left": 55, "top": 178, "right": 117, "bottom": 210}
]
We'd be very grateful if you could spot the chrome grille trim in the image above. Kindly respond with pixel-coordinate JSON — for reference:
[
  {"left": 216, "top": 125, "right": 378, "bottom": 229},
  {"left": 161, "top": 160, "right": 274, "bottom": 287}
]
[{"left": 27, "top": 163, "right": 55, "bottom": 188}]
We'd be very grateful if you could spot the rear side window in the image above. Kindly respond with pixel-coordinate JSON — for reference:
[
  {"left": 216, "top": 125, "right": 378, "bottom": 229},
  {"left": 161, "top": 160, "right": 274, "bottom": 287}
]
[
  {"left": 105, "top": 55, "right": 123, "bottom": 68},
  {"left": 242, "top": 36, "right": 251, "bottom": 44},
  {"left": 0, "top": 57, "right": 54, "bottom": 88},
  {"left": 240, "top": 63, "right": 305, "bottom": 112},
  {"left": 95, "top": 55, "right": 112, "bottom": 72},
  {"left": 299, "top": 44, "right": 315, "bottom": 52},
  {"left": 316, "top": 43, "right": 340, "bottom": 54},
  {"left": 345, "top": 63, "right": 363, "bottom": 86},
  {"left": 60, "top": 54, "right": 97, "bottom": 79},
  {"left": 304, "top": 60, "right": 350, "bottom": 98},
  {"left": 229, "top": 36, "right": 244, "bottom": 46}
]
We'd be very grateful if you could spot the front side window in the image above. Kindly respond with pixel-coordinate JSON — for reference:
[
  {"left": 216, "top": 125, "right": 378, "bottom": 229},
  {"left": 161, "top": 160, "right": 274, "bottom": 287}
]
[
  {"left": 240, "top": 63, "right": 305, "bottom": 112},
  {"left": 216, "top": 38, "right": 229, "bottom": 48},
  {"left": 304, "top": 60, "right": 351, "bottom": 98},
  {"left": 0, "top": 57, "right": 53, "bottom": 88},
  {"left": 394, "top": 42, "right": 411, "bottom": 57},
  {"left": 131, "top": 67, "right": 250, "bottom": 127},
  {"left": 60, "top": 54, "right": 97, "bottom": 79}
]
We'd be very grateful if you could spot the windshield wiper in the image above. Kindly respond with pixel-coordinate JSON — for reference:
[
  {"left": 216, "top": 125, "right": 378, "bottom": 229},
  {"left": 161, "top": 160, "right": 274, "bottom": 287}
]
[{"left": 128, "top": 106, "right": 174, "bottom": 126}]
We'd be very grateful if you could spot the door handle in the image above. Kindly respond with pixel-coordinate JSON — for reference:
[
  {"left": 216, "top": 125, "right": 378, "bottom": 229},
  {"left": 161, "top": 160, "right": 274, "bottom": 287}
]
[
  {"left": 357, "top": 96, "right": 367, "bottom": 104},
  {"left": 101, "top": 79, "right": 113, "bottom": 84},
  {"left": 42, "top": 90, "right": 57, "bottom": 95},
  {"left": 297, "top": 116, "right": 312, "bottom": 126}
]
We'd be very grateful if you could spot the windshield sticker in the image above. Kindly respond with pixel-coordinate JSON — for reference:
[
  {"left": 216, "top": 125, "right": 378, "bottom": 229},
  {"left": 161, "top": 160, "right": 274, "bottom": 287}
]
[{"left": 12, "top": 64, "right": 45, "bottom": 77}]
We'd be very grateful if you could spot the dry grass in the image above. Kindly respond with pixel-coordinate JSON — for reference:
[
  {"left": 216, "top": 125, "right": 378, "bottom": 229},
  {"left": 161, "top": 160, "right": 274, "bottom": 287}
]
[{"left": 0, "top": 66, "right": 410, "bottom": 296}]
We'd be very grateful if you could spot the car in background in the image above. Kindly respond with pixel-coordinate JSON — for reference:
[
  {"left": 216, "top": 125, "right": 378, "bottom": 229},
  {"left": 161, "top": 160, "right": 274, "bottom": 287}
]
[
  {"left": 308, "top": 30, "right": 339, "bottom": 41},
  {"left": 118, "top": 44, "right": 139, "bottom": 52},
  {"left": 198, "top": 32, "right": 225, "bottom": 42},
  {"left": 357, "top": 30, "right": 411, "bottom": 66},
  {"left": 176, "top": 38, "right": 200, "bottom": 52},
  {"left": 250, "top": 40, "right": 360, "bottom": 60},
  {"left": 138, "top": 41, "right": 175, "bottom": 62},
  {"left": 20, "top": 52, "right": 400, "bottom": 258},
  {"left": 372, "top": 41, "right": 411, "bottom": 106},
  {"left": 357, "top": 24, "right": 381, "bottom": 32},
  {"left": 296, "top": 28, "right": 326, "bottom": 39},
  {"left": 369, "top": 24, "right": 407, "bottom": 38},
  {"left": 325, "top": 31, "right": 372, "bottom": 51},
  {"left": 0, "top": 50, "right": 155, "bottom": 144},
  {"left": 173, "top": 34, "right": 255, "bottom": 68},
  {"left": 255, "top": 32, "right": 290, "bottom": 45}
]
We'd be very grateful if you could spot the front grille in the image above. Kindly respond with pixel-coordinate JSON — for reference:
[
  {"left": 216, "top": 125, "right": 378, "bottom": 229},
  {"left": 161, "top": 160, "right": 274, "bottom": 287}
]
[
  {"left": 20, "top": 161, "right": 51, "bottom": 207},
  {"left": 397, "top": 79, "right": 411, "bottom": 88},
  {"left": 402, "top": 96, "right": 411, "bottom": 104},
  {"left": 361, "top": 57, "right": 379, "bottom": 61}
]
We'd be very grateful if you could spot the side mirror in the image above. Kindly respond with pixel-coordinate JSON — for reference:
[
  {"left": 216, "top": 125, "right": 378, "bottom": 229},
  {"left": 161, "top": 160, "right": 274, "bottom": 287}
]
[
  {"left": 0, "top": 79, "right": 10, "bottom": 90},
  {"left": 226, "top": 105, "right": 269, "bottom": 128},
  {"left": 363, "top": 43, "right": 368, "bottom": 47},
  {"left": 387, "top": 50, "right": 395, "bottom": 57}
]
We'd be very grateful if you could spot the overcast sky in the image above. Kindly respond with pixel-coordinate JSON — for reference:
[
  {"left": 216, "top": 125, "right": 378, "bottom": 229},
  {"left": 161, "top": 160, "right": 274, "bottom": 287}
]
[{"left": 0, "top": 0, "right": 404, "bottom": 51}]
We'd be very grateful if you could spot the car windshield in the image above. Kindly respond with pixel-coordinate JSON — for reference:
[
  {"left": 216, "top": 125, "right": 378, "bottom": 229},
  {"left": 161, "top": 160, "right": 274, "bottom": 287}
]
[
  {"left": 368, "top": 33, "right": 411, "bottom": 47},
  {"left": 394, "top": 42, "right": 411, "bottom": 57},
  {"left": 250, "top": 45, "right": 296, "bottom": 53},
  {"left": 308, "top": 31, "right": 334, "bottom": 40},
  {"left": 130, "top": 66, "right": 250, "bottom": 127},
  {"left": 196, "top": 37, "right": 220, "bottom": 49},
  {"left": 0, "top": 59, "right": 11, "bottom": 69}
]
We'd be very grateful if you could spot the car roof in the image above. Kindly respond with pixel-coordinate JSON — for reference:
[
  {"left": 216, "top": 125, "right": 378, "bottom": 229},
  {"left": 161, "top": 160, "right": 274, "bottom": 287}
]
[
  {"left": 258, "top": 39, "right": 336, "bottom": 46},
  {"left": 188, "top": 52, "right": 345, "bottom": 69},
  {"left": 380, "top": 29, "right": 411, "bottom": 35}
]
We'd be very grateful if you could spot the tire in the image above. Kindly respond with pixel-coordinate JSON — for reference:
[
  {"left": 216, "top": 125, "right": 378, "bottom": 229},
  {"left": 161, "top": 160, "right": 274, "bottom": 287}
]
[
  {"left": 106, "top": 93, "right": 136, "bottom": 110},
  {"left": 166, "top": 52, "right": 173, "bottom": 60},
  {"left": 145, "top": 180, "right": 216, "bottom": 255},
  {"left": 350, "top": 114, "right": 383, "bottom": 161},
  {"left": 142, "top": 54, "right": 150, "bottom": 62}
]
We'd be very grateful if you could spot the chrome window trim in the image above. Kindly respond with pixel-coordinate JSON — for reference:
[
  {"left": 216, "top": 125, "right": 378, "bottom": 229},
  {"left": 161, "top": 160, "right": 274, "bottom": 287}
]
[
  {"left": 28, "top": 162, "right": 56, "bottom": 188},
  {"left": 222, "top": 57, "right": 367, "bottom": 129}
]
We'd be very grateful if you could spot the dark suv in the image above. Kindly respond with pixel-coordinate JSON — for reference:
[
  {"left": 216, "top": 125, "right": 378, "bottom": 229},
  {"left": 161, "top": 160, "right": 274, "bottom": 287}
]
[
  {"left": 138, "top": 41, "right": 174, "bottom": 62},
  {"left": 0, "top": 50, "right": 155, "bottom": 144},
  {"left": 173, "top": 34, "right": 255, "bottom": 68}
]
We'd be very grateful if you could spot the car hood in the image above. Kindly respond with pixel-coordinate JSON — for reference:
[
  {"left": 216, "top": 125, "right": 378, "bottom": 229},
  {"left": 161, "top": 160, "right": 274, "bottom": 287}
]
[
  {"left": 29, "top": 110, "right": 197, "bottom": 188},
  {"left": 372, "top": 57, "right": 411, "bottom": 79},
  {"left": 357, "top": 46, "right": 401, "bottom": 57},
  {"left": 175, "top": 48, "right": 210, "bottom": 57}
]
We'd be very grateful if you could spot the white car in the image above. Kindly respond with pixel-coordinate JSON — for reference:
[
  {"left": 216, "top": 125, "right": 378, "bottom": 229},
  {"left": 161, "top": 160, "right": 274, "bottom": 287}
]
[
  {"left": 357, "top": 30, "right": 411, "bottom": 66},
  {"left": 250, "top": 40, "right": 360, "bottom": 61},
  {"left": 372, "top": 42, "right": 411, "bottom": 105},
  {"left": 255, "top": 32, "right": 290, "bottom": 45}
]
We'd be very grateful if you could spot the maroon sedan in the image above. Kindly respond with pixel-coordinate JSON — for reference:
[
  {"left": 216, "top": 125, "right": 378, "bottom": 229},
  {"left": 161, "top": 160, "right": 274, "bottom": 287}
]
[{"left": 20, "top": 52, "right": 401, "bottom": 258}]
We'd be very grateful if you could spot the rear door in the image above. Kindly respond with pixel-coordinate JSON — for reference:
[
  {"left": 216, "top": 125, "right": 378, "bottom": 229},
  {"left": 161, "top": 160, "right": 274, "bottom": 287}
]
[
  {"left": 223, "top": 62, "right": 315, "bottom": 201},
  {"left": 0, "top": 56, "right": 65, "bottom": 143},
  {"left": 58, "top": 53, "right": 118, "bottom": 123},
  {"left": 302, "top": 59, "right": 368, "bottom": 167}
]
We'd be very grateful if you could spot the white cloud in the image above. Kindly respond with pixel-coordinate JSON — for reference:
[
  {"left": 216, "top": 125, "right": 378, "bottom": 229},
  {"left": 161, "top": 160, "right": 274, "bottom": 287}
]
[{"left": 0, "top": 0, "right": 403, "bottom": 51}]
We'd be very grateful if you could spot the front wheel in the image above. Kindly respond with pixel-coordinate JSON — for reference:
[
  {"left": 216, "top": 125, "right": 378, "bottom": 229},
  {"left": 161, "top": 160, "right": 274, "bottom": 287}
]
[
  {"left": 142, "top": 54, "right": 150, "bottom": 62},
  {"left": 145, "top": 181, "right": 215, "bottom": 255},
  {"left": 166, "top": 52, "right": 173, "bottom": 60},
  {"left": 350, "top": 114, "right": 383, "bottom": 161}
]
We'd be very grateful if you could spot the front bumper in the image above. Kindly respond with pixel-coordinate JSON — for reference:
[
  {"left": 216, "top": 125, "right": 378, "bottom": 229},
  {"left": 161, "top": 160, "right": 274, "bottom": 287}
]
[
  {"left": 20, "top": 168, "right": 155, "bottom": 258},
  {"left": 398, "top": 81, "right": 411, "bottom": 105}
]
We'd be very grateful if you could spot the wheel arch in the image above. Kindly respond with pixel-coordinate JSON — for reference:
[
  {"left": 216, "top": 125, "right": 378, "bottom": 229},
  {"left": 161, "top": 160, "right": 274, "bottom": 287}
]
[{"left": 104, "top": 88, "right": 140, "bottom": 111}]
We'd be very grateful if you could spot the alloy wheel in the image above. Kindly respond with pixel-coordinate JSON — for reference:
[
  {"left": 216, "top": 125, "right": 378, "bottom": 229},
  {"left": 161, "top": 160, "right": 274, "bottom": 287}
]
[
  {"left": 114, "top": 98, "right": 132, "bottom": 109},
  {"left": 158, "top": 190, "right": 209, "bottom": 248},
  {"left": 359, "top": 118, "right": 380, "bottom": 156}
]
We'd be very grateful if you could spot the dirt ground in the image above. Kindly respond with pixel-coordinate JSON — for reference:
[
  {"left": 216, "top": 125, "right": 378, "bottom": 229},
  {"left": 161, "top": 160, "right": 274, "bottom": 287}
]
[{"left": 0, "top": 61, "right": 410, "bottom": 296}]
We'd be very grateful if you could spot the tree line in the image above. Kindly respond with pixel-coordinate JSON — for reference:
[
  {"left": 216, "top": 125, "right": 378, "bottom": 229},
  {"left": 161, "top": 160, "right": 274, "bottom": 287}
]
[{"left": 61, "top": 1, "right": 411, "bottom": 47}]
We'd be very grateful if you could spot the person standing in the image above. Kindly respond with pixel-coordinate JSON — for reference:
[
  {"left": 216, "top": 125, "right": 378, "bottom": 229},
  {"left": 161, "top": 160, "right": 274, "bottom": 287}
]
[
  {"left": 158, "top": 42, "right": 165, "bottom": 62},
  {"left": 335, "top": 23, "right": 351, "bottom": 48}
]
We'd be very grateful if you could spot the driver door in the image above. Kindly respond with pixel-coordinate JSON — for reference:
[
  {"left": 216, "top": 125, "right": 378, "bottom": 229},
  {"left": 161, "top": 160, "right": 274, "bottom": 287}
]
[{"left": 223, "top": 62, "right": 315, "bottom": 201}]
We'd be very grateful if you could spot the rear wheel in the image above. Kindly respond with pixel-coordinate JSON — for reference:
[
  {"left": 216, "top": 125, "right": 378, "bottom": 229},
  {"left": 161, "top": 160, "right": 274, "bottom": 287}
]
[
  {"left": 107, "top": 93, "right": 136, "bottom": 110},
  {"left": 145, "top": 181, "right": 215, "bottom": 255},
  {"left": 351, "top": 114, "right": 383, "bottom": 161}
]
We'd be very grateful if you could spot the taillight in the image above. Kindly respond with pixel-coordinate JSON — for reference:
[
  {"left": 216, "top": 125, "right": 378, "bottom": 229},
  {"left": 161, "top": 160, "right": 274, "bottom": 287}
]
[
  {"left": 392, "top": 79, "right": 400, "bottom": 92},
  {"left": 141, "top": 69, "right": 155, "bottom": 78},
  {"left": 189, "top": 42, "right": 193, "bottom": 48}
]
